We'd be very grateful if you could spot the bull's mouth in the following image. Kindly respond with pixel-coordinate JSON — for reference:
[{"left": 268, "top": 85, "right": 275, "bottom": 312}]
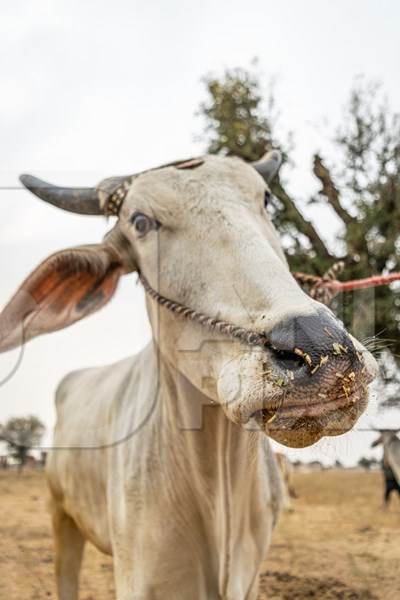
[
  {"left": 251, "top": 390, "right": 368, "bottom": 448},
  {"left": 252, "top": 383, "right": 365, "bottom": 421},
  {"left": 218, "top": 333, "right": 376, "bottom": 448},
  {"left": 248, "top": 358, "right": 372, "bottom": 448}
]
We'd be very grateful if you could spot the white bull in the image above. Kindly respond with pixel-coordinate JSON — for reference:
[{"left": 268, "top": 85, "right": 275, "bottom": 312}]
[{"left": 0, "top": 152, "right": 377, "bottom": 600}]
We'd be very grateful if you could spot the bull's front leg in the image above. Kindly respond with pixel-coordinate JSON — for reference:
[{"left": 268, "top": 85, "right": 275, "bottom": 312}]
[{"left": 50, "top": 500, "right": 86, "bottom": 600}]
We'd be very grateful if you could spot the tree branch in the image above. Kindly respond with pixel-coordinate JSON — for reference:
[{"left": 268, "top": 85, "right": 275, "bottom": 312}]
[
  {"left": 273, "top": 180, "right": 335, "bottom": 263},
  {"left": 313, "top": 154, "right": 355, "bottom": 226}
]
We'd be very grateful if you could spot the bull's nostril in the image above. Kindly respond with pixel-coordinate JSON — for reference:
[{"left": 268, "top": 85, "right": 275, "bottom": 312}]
[
  {"left": 270, "top": 347, "right": 305, "bottom": 371},
  {"left": 268, "top": 310, "right": 356, "bottom": 373}
]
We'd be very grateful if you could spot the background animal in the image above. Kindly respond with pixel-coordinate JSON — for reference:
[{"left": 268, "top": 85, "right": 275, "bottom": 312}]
[
  {"left": 275, "top": 452, "right": 297, "bottom": 510},
  {"left": 371, "top": 430, "right": 400, "bottom": 507}
]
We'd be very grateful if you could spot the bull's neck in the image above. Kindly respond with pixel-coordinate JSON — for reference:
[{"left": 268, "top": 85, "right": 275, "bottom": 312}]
[
  {"left": 158, "top": 351, "right": 263, "bottom": 478},
  {"left": 155, "top": 350, "right": 272, "bottom": 597}
]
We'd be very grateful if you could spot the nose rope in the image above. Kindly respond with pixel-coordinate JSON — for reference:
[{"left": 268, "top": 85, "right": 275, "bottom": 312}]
[
  {"left": 138, "top": 273, "right": 271, "bottom": 348},
  {"left": 293, "top": 261, "right": 346, "bottom": 305}
]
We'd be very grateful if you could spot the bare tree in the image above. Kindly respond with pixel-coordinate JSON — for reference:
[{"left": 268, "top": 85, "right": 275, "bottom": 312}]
[{"left": 0, "top": 416, "right": 45, "bottom": 472}]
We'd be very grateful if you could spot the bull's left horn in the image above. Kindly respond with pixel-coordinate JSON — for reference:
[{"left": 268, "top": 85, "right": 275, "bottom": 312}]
[
  {"left": 19, "top": 174, "right": 103, "bottom": 215},
  {"left": 252, "top": 150, "right": 282, "bottom": 183}
]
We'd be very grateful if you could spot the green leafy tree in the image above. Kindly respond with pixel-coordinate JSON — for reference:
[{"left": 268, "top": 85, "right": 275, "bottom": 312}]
[
  {"left": 0, "top": 415, "right": 45, "bottom": 471},
  {"left": 199, "top": 68, "right": 274, "bottom": 161},
  {"left": 199, "top": 69, "right": 400, "bottom": 405},
  {"left": 326, "top": 81, "right": 400, "bottom": 376}
]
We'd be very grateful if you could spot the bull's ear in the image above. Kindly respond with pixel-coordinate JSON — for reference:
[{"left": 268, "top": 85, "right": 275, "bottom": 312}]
[{"left": 0, "top": 244, "right": 126, "bottom": 353}]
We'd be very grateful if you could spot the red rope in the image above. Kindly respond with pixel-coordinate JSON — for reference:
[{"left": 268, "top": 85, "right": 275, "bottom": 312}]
[
  {"left": 326, "top": 272, "right": 400, "bottom": 292},
  {"left": 293, "top": 267, "right": 400, "bottom": 305}
]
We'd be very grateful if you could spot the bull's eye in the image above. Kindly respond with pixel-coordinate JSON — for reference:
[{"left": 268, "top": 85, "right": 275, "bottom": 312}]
[
  {"left": 130, "top": 212, "right": 158, "bottom": 236},
  {"left": 264, "top": 190, "right": 272, "bottom": 208}
]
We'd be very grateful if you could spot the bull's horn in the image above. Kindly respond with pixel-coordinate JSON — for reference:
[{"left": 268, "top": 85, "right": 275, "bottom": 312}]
[
  {"left": 253, "top": 150, "right": 282, "bottom": 183},
  {"left": 19, "top": 174, "right": 103, "bottom": 215}
]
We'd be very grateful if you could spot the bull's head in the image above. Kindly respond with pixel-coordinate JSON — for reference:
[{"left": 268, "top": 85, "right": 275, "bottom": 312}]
[{"left": 0, "top": 153, "right": 377, "bottom": 447}]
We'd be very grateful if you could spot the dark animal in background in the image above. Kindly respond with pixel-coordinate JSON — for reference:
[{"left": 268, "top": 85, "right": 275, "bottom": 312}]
[{"left": 371, "top": 430, "right": 400, "bottom": 508}]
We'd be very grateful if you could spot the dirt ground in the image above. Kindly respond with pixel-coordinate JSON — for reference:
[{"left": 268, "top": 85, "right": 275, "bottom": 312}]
[{"left": 0, "top": 469, "right": 399, "bottom": 600}]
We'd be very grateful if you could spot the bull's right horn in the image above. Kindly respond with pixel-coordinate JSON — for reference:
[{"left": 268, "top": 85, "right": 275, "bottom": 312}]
[{"left": 19, "top": 174, "right": 103, "bottom": 215}]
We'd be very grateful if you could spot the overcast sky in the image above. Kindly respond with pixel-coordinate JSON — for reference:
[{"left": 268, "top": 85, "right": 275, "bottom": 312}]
[{"left": 1, "top": 0, "right": 399, "bottom": 465}]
